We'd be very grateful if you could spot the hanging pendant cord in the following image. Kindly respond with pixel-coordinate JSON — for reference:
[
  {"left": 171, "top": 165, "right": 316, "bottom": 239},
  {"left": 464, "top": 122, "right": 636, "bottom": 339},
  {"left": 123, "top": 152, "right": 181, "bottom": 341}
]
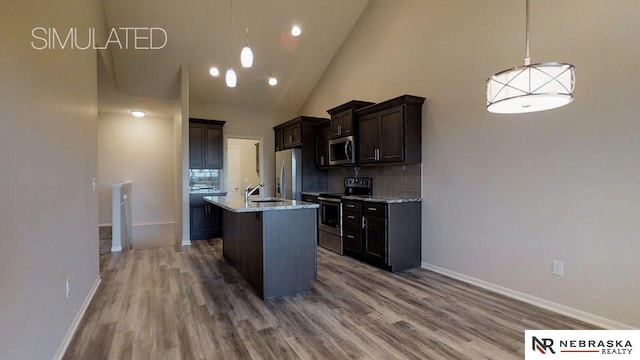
[{"left": 524, "top": 0, "right": 531, "bottom": 65}]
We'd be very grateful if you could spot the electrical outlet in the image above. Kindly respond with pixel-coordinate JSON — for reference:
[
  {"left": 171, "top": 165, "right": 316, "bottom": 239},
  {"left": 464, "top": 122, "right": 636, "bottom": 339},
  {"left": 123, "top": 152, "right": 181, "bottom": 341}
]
[
  {"left": 552, "top": 260, "right": 564, "bottom": 277},
  {"left": 65, "top": 278, "right": 71, "bottom": 298}
]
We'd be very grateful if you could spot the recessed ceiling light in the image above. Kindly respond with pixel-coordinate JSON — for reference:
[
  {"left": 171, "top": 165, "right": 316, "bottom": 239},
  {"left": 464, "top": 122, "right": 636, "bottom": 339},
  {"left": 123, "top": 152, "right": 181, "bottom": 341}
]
[
  {"left": 209, "top": 66, "right": 220, "bottom": 77},
  {"left": 131, "top": 110, "right": 145, "bottom": 118},
  {"left": 268, "top": 76, "right": 278, "bottom": 86},
  {"left": 291, "top": 25, "right": 302, "bottom": 37}
]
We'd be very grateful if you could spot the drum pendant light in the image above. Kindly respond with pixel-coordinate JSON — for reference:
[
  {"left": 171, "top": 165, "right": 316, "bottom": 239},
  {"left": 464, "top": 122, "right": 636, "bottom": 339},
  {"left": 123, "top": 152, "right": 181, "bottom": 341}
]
[{"left": 486, "top": 0, "right": 575, "bottom": 114}]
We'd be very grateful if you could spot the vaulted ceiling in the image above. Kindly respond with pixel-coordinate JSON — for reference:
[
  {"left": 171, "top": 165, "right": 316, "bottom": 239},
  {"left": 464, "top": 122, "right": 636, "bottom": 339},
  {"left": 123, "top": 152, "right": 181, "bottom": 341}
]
[{"left": 100, "top": 0, "right": 370, "bottom": 115}]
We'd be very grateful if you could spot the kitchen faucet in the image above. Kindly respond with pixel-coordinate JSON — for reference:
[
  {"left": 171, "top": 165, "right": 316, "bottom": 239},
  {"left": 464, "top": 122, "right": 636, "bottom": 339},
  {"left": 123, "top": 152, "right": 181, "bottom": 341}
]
[{"left": 244, "top": 183, "right": 264, "bottom": 202}]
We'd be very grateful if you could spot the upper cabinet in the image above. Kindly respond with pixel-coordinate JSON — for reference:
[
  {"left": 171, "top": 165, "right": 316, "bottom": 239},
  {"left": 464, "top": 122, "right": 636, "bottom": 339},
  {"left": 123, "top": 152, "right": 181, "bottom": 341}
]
[
  {"left": 189, "top": 118, "right": 226, "bottom": 169},
  {"left": 327, "top": 100, "right": 374, "bottom": 139},
  {"left": 356, "top": 95, "right": 425, "bottom": 165},
  {"left": 314, "top": 122, "right": 331, "bottom": 168}
]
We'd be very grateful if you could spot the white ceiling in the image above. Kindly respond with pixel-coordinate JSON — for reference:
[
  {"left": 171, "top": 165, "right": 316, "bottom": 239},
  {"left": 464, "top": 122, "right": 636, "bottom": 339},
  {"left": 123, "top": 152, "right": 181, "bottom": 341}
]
[{"left": 101, "top": 0, "right": 370, "bottom": 116}]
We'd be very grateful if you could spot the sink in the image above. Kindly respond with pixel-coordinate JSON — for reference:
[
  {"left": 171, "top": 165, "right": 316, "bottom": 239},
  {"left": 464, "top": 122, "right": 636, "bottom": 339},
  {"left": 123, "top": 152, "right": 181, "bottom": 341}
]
[{"left": 250, "top": 197, "right": 287, "bottom": 203}]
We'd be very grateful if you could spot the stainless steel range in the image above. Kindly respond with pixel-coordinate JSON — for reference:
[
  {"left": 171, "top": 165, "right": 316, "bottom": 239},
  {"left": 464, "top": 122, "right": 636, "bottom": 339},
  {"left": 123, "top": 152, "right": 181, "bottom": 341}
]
[{"left": 317, "top": 177, "right": 372, "bottom": 254}]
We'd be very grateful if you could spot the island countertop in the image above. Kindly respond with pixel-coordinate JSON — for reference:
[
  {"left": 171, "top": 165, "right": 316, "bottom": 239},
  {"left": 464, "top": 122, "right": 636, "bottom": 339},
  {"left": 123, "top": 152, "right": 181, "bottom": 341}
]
[{"left": 204, "top": 195, "right": 319, "bottom": 213}]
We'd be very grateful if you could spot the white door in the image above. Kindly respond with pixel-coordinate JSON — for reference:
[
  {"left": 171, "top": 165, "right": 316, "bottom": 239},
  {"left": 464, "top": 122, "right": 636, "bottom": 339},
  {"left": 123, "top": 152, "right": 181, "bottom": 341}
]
[{"left": 227, "top": 145, "right": 241, "bottom": 193}]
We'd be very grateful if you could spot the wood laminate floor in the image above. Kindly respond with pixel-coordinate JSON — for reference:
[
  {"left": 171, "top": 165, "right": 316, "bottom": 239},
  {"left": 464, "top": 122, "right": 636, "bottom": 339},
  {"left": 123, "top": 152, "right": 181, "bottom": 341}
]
[{"left": 64, "top": 239, "right": 597, "bottom": 360}]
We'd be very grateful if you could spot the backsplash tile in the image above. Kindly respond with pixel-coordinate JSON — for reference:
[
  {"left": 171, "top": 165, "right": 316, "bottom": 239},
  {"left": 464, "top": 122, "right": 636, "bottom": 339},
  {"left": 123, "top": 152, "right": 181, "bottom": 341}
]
[
  {"left": 327, "top": 164, "right": 421, "bottom": 198},
  {"left": 189, "top": 169, "right": 222, "bottom": 192}
]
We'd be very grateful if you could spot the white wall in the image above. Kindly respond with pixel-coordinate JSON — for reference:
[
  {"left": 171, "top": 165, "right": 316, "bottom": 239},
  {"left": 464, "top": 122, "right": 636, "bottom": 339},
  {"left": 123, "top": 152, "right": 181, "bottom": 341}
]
[
  {"left": 190, "top": 102, "right": 294, "bottom": 197},
  {"left": 300, "top": 0, "right": 640, "bottom": 328},
  {"left": 0, "top": 0, "right": 102, "bottom": 358},
  {"left": 98, "top": 112, "right": 176, "bottom": 247}
]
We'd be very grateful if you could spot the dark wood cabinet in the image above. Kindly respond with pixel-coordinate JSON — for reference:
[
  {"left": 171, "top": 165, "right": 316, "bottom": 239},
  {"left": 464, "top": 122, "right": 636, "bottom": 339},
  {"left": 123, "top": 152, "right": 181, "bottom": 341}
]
[
  {"left": 274, "top": 116, "right": 329, "bottom": 193},
  {"left": 356, "top": 95, "right": 424, "bottom": 165},
  {"left": 314, "top": 122, "right": 331, "bottom": 168},
  {"left": 275, "top": 127, "right": 284, "bottom": 152},
  {"left": 341, "top": 199, "right": 421, "bottom": 272},
  {"left": 190, "top": 195, "right": 222, "bottom": 240},
  {"left": 189, "top": 118, "right": 225, "bottom": 169},
  {"left": 283, "top": 122, "right": 302, "bottom": 148},
  {"left": 327, "top": 100, "right": 374, "bottom": 139}
]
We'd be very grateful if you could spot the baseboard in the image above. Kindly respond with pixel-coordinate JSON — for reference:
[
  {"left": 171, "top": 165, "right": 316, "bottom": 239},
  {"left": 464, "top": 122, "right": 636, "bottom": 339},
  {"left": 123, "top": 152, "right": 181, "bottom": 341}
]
[
  {"left": 110, "top": 245, "right": 122, "bottom": 252},
  {"left": 52, "top": 276, "right": 102, "bottom": 360},
  {"left": 181, "top": 239, "right": 192, "bottom": 246},
  {"left": 98, "top": 223, "right": 112, "bottom": 227},
  {"left": 421, "top": 262, "right": 635, "bottom": 330}
]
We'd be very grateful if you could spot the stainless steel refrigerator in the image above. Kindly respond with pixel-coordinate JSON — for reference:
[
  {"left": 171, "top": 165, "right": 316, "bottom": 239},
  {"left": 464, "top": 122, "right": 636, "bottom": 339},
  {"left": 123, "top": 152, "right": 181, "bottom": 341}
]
[{"left": 275, "top": 148, "right": 302, "bottom": 200}]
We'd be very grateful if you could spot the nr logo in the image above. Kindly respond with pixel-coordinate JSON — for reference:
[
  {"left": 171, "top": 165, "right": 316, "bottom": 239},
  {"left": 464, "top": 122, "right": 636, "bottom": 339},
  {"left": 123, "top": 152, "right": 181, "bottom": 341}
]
[{"left": 533, "top": 337, "right": 556, "bottom": 354}]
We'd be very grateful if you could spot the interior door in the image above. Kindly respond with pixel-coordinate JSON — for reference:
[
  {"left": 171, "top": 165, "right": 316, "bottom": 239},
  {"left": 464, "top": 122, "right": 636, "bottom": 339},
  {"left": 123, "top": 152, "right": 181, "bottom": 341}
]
[{"left": 227, "top": 145, "right": 241, "bottom": 193}]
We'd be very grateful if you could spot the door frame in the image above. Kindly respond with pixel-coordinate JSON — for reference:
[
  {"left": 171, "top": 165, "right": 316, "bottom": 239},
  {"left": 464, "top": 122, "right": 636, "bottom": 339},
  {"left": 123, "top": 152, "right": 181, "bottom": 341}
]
[{"left": 223, "top": 135, "right": 264, "bottom": 194}]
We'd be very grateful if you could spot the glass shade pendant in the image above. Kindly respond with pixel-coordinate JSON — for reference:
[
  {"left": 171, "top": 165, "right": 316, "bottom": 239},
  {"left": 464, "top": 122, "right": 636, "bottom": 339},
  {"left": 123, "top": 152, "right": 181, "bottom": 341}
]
[
  {"left": 240, "top": 20, "right": 253, "bottom": 68},
  {"left": 225, "top": 66, "right": 237, "bottom": 88},
  {"left": 240, "top": 45, "right": 253, "bottom": 68},
  {"left": 486, "top": 0, "right": 575, "bottom": 114}
]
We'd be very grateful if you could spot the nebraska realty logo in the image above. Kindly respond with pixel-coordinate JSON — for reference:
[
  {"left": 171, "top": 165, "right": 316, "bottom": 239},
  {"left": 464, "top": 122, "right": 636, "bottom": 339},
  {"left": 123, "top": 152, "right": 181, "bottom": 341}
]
[
  {"left": 31, "top": 27, "right": 167, "bottom": 50},
  {"left": 525, "top": 330, "right": 639, "bottom": 359}
]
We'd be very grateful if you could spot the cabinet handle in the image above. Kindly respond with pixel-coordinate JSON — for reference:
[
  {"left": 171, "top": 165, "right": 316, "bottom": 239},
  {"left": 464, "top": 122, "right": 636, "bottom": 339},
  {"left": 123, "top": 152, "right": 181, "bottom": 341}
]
[
  {"left": 367, "top": 207, "right": 377, "bottom": 211},
  {"left": 338, "top": 125, "right": 342, "bottom": 136},
  {"left": 346, "top": 235, "right": 355, "bottom": 239},
  {"left": 320, "top": 155, "right": 324, "bottom": 165},
  {"left": 362, "top": 216, "right": 367, "bottom": 229},
  {"left": 347, "top": 215, "right": 355, "bottom": 219},
  {"left": 346, "top": 204, "right": 355, "bottom": 208}
]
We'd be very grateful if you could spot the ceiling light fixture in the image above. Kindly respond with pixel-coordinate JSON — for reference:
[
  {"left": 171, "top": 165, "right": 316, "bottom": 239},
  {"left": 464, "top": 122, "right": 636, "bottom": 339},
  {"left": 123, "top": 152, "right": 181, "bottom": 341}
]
[
  {"left": 291, "top": 24, "right": 302, "bottom": 37},
  {"left": 209, "top": 66, "right": 220, "bottom": 77},
  {"left": 240, "top": 20, "right": 253, "bottom": 68},
  {"left": 486, "top": 0, "right": 575, "bottom": 114},
  {"left": 131, "top": 110, "right": 145, "bottom": 118},
  {"left": 225, "top": 66, "right": 237, "bottom": 88},
  {"left": 267, "top": 76, "right": 278, "bottom": 86}
]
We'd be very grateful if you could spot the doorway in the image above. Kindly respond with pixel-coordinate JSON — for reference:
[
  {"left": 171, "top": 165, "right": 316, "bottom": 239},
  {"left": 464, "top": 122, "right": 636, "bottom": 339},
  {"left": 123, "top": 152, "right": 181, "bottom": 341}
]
[{"left": 226, "top": 138, "right": 262, "bottom": 195}]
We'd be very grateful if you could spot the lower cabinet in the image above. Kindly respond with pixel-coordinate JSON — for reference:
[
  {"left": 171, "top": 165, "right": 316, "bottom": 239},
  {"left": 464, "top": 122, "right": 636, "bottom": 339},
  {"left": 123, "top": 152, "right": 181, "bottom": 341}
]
[
  {"left": 190, "top": 195, "right": 222, "bottom": 240},
  {"left": 342, "top": 199, "right": 421, "bottom": 272}
]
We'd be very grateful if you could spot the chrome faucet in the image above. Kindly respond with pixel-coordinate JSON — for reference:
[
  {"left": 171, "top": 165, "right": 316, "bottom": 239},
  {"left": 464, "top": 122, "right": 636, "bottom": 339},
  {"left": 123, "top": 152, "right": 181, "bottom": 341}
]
[{"left": 244, "top": 183, "right": 264, "bottom": 202}]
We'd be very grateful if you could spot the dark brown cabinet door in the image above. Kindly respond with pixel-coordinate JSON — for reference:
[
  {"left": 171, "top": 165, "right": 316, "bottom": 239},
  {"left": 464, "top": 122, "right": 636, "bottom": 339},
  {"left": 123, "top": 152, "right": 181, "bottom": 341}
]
[
  {"left": 189, "top": 123, "right": 205, "bottom": 168},
  {"left": 378, "top": 106, "right": 404, "bottom": 163},
  {"left": 205, "top": 125, "right": 223, "bottom": 169},
  {"left": 315, "top": 124, "right": 331, "bottom": 167},
  {"left": 364, "top": 214, "right": 387, "bottom": 265},
  {"left": 358, "top": 113, "right": 379, "bottom": 164},
  {"left": 190, "top": 196, "right": 222, "bottom": 240},
  {"left": 330, "top": 110, "right": 353, "bottom": 138},
  {"left": 189, "top": 119, "right": 224, "bottom": 169},
  {"left": 275, "top": 128, "right": 284, "bottom": 151},
  {"left": 344, "top": 230, "right": 363, "bottom": 256},
  {"left": 283, "top": 123, "right": 302, "bottom": 148}
]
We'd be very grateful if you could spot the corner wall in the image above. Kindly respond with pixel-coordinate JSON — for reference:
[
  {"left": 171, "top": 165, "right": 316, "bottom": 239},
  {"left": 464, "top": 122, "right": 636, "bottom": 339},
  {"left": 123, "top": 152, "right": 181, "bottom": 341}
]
[
  {"left": 0, "top": 0, "right": 102, "bottom": 358},
  {"left": 299, "top": 0, "right": 640, "bottom": 328}
]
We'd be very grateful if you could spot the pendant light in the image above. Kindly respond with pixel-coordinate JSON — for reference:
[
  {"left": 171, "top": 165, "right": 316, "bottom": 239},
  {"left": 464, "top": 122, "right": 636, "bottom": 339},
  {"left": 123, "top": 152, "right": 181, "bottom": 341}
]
[
  {"left": 486, "top": 0, "right": 575, "bottom": 114},
  {"left": 240, "top": 19, "right": 253, "bottom": 68},
  {"left": 225, "top": 0, "right": 237, "bottom": 88},
  {"left": 225, "top": 65, "right": 237, "bottom": 87}
]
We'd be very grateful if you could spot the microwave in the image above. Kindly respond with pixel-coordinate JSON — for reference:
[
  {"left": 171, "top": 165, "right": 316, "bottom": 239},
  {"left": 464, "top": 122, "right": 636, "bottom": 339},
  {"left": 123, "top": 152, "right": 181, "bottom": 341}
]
[{"left": 329, "top": 136, "right": 356, "bottom": 165}]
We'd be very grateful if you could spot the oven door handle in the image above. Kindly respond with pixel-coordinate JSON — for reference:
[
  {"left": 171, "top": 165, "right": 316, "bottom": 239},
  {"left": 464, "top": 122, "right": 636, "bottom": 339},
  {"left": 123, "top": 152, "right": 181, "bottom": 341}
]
[{"left": 317, "top": 197, "right": 342, "bottom": 203}]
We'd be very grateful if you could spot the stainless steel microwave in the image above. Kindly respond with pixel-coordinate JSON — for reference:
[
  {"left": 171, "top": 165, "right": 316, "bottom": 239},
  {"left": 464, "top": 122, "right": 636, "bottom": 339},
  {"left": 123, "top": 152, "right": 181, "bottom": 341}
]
[{"left": 329, "top": 136, "right": 356, "bottom": 165}]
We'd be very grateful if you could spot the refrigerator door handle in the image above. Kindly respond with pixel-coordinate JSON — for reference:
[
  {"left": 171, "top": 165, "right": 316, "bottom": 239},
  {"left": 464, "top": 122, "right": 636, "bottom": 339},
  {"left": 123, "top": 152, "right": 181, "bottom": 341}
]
[{"left": 279, "top": 159, "right": 285, "bottom": 198}]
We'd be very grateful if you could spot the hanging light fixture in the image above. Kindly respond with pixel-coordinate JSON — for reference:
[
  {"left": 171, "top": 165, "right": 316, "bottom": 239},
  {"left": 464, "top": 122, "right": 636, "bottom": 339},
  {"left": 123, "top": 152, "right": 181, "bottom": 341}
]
[
  {"left": 225, "top": 0, "right": 237, "bottom": 88},
  {"left": 486, "top": 0, "right": 575, "bottom": 114},
  {"left": 240, "top": 19, "right": 253, "bottom": 68},
  {"left": 225, "top": 65, "right": 237, "bottom": 87}
]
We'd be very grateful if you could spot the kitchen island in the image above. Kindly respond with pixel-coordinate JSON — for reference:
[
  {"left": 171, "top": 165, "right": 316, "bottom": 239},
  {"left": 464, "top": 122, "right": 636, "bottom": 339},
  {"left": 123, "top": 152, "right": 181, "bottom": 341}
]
[{"left": 204, "top": 195, "right": 319, "bottom": 299}]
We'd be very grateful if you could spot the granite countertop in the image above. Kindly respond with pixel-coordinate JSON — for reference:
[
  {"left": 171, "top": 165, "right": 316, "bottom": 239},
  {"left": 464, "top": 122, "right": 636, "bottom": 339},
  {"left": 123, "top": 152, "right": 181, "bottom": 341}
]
[
  {"left": 341, "top": 195, "right": 422, "bottom": 204},
  {"left": 204, "top": 195, "right": 319, "bottom": 213},
  {"left": 190, "top": 190, "right": 227, "bottom": 195},
  {"left": 300, "top": 191, "right": 422, "bottom": 204}
]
